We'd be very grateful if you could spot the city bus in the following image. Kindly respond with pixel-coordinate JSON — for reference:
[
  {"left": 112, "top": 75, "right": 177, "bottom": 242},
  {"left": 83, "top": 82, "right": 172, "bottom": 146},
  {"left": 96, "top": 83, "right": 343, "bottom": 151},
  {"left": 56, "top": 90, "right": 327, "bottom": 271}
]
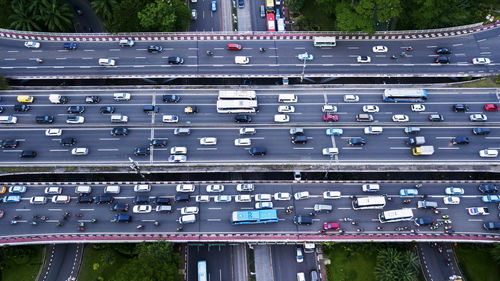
[
  {"left": 378, "top": 208, "right": 414, "bottom": 223},
  {"left": 218, "top": 90, "right": 256, "bottom": 100},
  {"left": 231, "top": 209, "right": 279, "bottom": 225},
  {"left": 265, "top": 0, "right": 275, "bottom": 13},
  {"left": 277, "top": 18, "right": 285, "bottom": 32},
  {"left": 267, "top": 13, "right": 276, "bottom": 32},
  {"left": 383, "top": 89, "right": 428, "bottom": 102},
  {"left": 313, "top": 36, "right": 336, "bottom": 47},
  {"left": 216, "top": 100, "right": 258, "bottom": 113},
  {"left": 352, "top": 196, "right": 386, "bottom": 210},
  {"left": 198, "top": 261, "right": 207, "bottom": 281}
]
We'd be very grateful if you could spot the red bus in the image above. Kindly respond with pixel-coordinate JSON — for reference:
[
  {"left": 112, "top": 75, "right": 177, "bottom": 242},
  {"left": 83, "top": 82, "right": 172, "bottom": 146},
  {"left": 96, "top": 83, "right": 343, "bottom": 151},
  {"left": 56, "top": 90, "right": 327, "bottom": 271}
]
[{"left": 267, "top": 13, "right": 276, "bottom": 32}]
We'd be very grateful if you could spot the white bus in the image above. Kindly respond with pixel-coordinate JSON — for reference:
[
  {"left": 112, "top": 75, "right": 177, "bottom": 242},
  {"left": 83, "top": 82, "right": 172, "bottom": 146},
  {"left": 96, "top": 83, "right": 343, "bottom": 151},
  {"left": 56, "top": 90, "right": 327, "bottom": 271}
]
[
  {"left": 352, "top": 196, "right": 386, "bottom": 210},
  {"left": 277, "top": 18, "right": 285, "bottom": 32},
  {"left": 378, "top": 208, "right": 414, "bottom": 223},
  {"left": 313, "top": 36, "right": 336, "bottom": 47},
  {"left": 217, "top": 100, "right": 258, "bottom": 113},
  {"left": 198, "top": 261, "right": 207, "bottom": 281},
  {"left": 218, "top": 90, "right": 257, "bottom": 100}
]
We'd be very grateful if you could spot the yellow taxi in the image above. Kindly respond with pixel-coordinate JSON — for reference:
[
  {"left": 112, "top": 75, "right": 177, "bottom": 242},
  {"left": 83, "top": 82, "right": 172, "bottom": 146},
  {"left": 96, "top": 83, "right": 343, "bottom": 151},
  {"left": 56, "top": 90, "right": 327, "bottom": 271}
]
[{"left": 17, "top": 95, "right": 34, "bottom": 103}]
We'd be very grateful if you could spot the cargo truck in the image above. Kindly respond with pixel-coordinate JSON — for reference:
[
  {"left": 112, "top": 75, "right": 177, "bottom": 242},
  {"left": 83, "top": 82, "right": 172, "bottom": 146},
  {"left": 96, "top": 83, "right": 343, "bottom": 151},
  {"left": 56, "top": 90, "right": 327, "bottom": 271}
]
[{"left": 412, "top": 145, "right": 434, "bottom": 156}]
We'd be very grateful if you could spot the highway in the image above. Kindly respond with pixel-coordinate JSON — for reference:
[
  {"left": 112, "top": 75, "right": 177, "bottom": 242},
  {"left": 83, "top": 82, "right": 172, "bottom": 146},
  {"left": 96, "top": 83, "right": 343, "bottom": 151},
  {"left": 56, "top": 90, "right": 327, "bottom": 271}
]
[
  {"left": 1, "top": 88, "right": 500, "bottom": 167},
  {"left": 0, "top": 26, "right": 498, "bottom": 79},
  {"left": 0, "top": 181, "right": 498, "bottom": 239}
]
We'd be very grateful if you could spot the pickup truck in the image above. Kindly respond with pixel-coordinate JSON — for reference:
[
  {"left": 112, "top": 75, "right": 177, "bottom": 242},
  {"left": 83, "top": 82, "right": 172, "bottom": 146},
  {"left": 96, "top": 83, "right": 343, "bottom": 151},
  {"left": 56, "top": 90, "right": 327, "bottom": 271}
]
[
  {"left": 412, "top": 145, "right": 434, "bottom": 156},
  {"left": 406, "top": 136, "right": 425, "bottom": 146}
]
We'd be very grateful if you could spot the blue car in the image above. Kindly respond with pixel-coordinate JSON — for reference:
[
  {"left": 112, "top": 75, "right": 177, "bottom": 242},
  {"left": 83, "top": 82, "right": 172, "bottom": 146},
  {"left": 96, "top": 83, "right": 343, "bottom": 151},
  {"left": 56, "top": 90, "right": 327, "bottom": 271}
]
[
  {"left": 482, "top": 195, "right": 500, "bottom": 203},
  {"left": 326, "top": 128, "right": 343, "bottom": 136},
  {"left": 3, "top": 195, "right": 21, "bottom": 203},
  {"left": 400, "top": 188, "right": 419, "bottom": 196},
  {"left": 8, "top": 185, "right": 26, "bottom": 193},
  {"left": 211, "top": 0, "right": 217, "bottom": 12}
]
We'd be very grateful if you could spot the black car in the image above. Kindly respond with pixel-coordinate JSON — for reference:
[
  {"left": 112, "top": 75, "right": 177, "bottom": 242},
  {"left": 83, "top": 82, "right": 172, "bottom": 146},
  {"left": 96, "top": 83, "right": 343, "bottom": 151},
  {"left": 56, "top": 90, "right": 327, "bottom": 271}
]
[
  {"left": 238, "top": 0, "right": 244, "bottom": 7},
  {"left": 78, "top": 195, "right": 94, "bottom": 203},
  {"left": 100, "top": 106, "right": 115, "bottom": 114},
  {"left": 1, "top": 139, "right": 18, "bottom": 148},
  {"left": 478, "top": 184, "right": 498, "bottom": 194},
  {"left": 167, "top": 56, "right": 184, "bottom": 64},
  {"left": 134, "top": 147, "right": 150, "bottom": 156},
  {"left": 235, "top": 115, "right": 252, "bottom": 123},
  {"left": 162, "top": 94, "right": 181, "bottom": 103},
  {"left": 293, "top": 215, "right": 313, "bottom": 225},
  {"left": 452, "top": 104, "right": 469, "bottom": 112},
  {"left": 428, "top": 114, "right": 444, "bottom": 121},
  {"left": 451, "top": 136, "right": 469, "bottom": 145},
  {"left": 435, "top": 47, "right": 451, "bottom": 54},
  {"left": 94, "top": 195, "right": 113, "bottom": 204},
  {"left": 147, "top": 45, "right": 163, "bottom": 53},
  {"left": 348, "top": 138, "right": 366, "bottom": 146},
  {"left": 291, "top": 135, "right": 308, "bottom": 144},
  {"left": 67, "top": 106, "right": 85, "bottom": 114},
  {"left": 111, "top": 128, "right": 129, "bottom": 136},
  {"left": 60, "top": 137, "right": 76, "bottom": 146},
  {"left": 434, "top": 56, "right": 450, "bottom": 64},
  {"left": 85, "top": 96, "right": 101, "bottom": 103},
  {"left": 155, "top": 197, "right": 171, "bottom": 205},
  {"left": 0, "top": 106, "right": 3, "bottom": 113},
  {"left": 20, "top": 150, "right": 37, "bottom": 158},
  {"left": 110, "top": 203, "right": 129, "bottom": 212},
  {"left": 483, "top": 222, "right": 500, "bottom": 230},
  {"left": 134, "top": 195, "right": 149, "bottom": 204},
  {"left": 249, "top": 147, "right": 266, "bottom": 156},
  {"left": 472, "top": 128, "right": 490, "bottom": 135},
  {"left": 174, "top": 194, "right": 190, "bottom": 202},
  {"left": 35, "top": 115, "right": 54, "bottom": 124},
  {"left": 150, "top": 139, "right": 168, "bottom": 147},
  {"left": 414, "top": 217, "right": 435, "bottom": 226},
  {"left": 13, "top": 104, "right": 30, "bottom": 112},
  {"left": 143, "top": 105, "right": 159, "bottom": 113}
]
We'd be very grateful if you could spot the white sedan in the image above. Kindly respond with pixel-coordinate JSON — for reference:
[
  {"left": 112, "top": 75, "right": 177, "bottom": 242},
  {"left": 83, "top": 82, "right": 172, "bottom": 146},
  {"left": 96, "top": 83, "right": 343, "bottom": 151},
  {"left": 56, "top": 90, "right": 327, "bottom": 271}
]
[
  {"left": 274, "top": 192, "right": 291, "bottom": 201},
  {"left": 180, "top": 206, "right": 199, "bottom": 215},
  {"left": 443, "top": 196, "right": 460, "bottom": 205},
  {"left": 71, "top": 147, "right": 88, "bottom": 156},
  {"left": 392, "top": 114, "right": 409, "bottom": 122},
  {"left": 45, "top": 129, "right": 62, "bottom": 136},
  {"left": 479, "top": 149, "right": 498, "bottom": 158},
  {"left": 24, "top": 41, "right": 40, "bottom": 48},
  {"left": 168, "top": 155, "right": 187, "bottom": 162},
  {"left": 294, "top": 191, "right": 310, "bottom": 200},
  {"left": 323, "top": 191, "right": 341, "bottom": 199},
  {"left": 234, "top": 138, "right": 251, "bottom": 146},
  {"left": 372, "top": 46, "right": 388, "bottom": 53},
  {"left": 297, "top": 52, "right": 314, "bottom": 61},
  {"left": 322, "top": 148, "right": 339, "bottom": 156},
  {"left": 467, "top": 207, "right": 489, "bottom": 216},
  {"left": 469, "top": 114, "right": 487, "bottom": 122},
  {"left": 162, "top": 115, "right": 179, "bottom": 123},
  {"left": 200, "top": 137, "right": 217, "bottom": 145},
  {"left": 357, "top": 56, "right": 371, "bottom": 63},
  {"left": 411, "top": 104, "right": 425, "bottom": 112},
  {"left": 195, "top": 195, "right": 210, "bottom": 202},
  {"left": 132, "top": 205, "right": 152, "bottom": 214},
  {"left": 66, "top": 116, "right": 85, "bottom": 124},
  {"left": 472, "top": 57, "right": 491, "bottom": 65},
  {"left": 362, "top": 105, "right": 379, "bottom": 113},
  {"left": 274, "top": 114, "right": 289, "bottom": 123},
  {"left": 206, "top": 184, "right": 224, "bottom": 192},
  {"left": 278, "top": 105, "right": 295, "bottom": 113}
]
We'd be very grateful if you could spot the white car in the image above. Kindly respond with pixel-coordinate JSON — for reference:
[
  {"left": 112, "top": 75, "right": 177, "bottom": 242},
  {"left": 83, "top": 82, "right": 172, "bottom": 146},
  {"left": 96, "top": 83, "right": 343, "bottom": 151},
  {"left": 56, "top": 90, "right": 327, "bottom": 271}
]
[
  {"left": 180, "top": 206, "right": 199, "bottom": 215},
  {"left": 239, "top": 128, "right": 256, "bottom": 135},
  {"left": 255, "top": 194, "right": 272, "bottom": 202},
  {"left": 234, "top": 56, "right": 249, "bottom": 64},
  {"left": 162, "top": 115, "right": 179, "bottom": 123},
  {"left": 255, "top": 202, "right": 273, "bottom": 209},
  {"left": 234, "top": 138, "right": 251, "bottom": 146},
  {"left": 372, "top": 46, "right": 388, "bottom": 53},
  {"left": 323, "top": 191, "right": 341, "bottom": 199},
  {"left": 297, "top": 52, "right": 314, "bottom": 61},
  {"left": 321, "top": 104, "right": 337, "bottom": 113},
  {"left": 30, "top": 196, "right": 47, "bottom": 205},
  {"left": 51, "top": 195, "right": 70, "bottom": 204},
  {"left": 24, "top": 41, "right": 40, "bottom": 48},
  {"left": 469, "top": 114, "right": 487, "bottom": 122},
  {"left": 294, "top": 191, "right": 310, "bottom": 200},
  {"left": 322, "top": 148, "right": 339, "bottom": 156},
  {"left": 168, "top": 155, "right": 187, "bottom": 162},
  {"left": 214, "top": 195, "right": 232, "bottom": 203},
  {"left": 357, "top": 56, "right": 371, "bottom": 63},
  {"left": 195, "top": 195, "right": 210, "bottom": 202},
  {"left": 278, "top": 105, "right": 295, "bottom": 113},
  {"left": 66, "top": 116, "right": 85, "bottom": 124},
  {"left": 343, "top": 95, "right": 359, "bottom": 102},
  {"left": 206, "top": 184, "right": 224, "bottom": 192},
  {"left": 176, "top": 184, "right": 195, "bottom": 192},
  {"left": 133, "top": 184, "right": 151, "bottom": 192},
  {"left": 274, "top": 114, "right": 289, "bottom": 123},
  {"left": 45, "top": 129, "right": 62, "bottom": 136},
  {"left": 200, "top": 137, "right": 217, "bottom": 145},
  {"left": 411, "top": 104, "right": 425, "bottom": 112},
  {"left": 362, "top": 105, "right": 379, "bottom": 113},
  {"left": 443, "top": 196, "right": 460, "bottom": 205},
  {"left": 392, "top": 114, "right": 409, "bottom": 122},
  {"left": 467, "top": 207, "right": 489, "bottom": 216},
  {"left": 479, "top": 149, "right": 498, "bottom": 158},
  {"left": 113, "top": 92, "right": 131, "bottom": 101},
  {"left": 133, "top": 205, "right": 152, "bottom": 214},
  {"left": 236, "top": 183, "right": 254, "bottom": 192},
  {"left": 274, "top": 192, "right": 291, "bottom": 201},
  {"left": 235, "top": 194, "right": 252, "bottom": 202},
  {"left": 170, "top": 147, "right": 187, "bottom": 155},
  {"left": 45, "top": 186, "right": 62, "bottom": 194},
  {"left": 472, "top": 57, "right": 491, "bottom": 65},
  {"left": 98, "top": 58, "right": 115, "bottom": 66},
  {"left": 71, "top": 147, "right": 88, "bottom": 155}
]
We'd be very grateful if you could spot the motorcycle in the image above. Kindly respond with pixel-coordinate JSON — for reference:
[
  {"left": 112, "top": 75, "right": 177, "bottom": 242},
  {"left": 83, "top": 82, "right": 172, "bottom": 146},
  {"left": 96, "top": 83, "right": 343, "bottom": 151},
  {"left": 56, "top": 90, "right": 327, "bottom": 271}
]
[
  {"left": 206, "top": 50, "right": 214, "bottom": 56},
  {"left": 444, "top": 220, "right": 452, "bottom": 224},
  {"left": 442, "top": 215, "right": 450, "bottom": 219},
  {"left": 376, "top": 226, "right": 383, "bottom": 231},
  {"left": 343, "top": 217, "right": 353, "bottom": 222},
  {"left": 415, "top": 183, "right": 422, "bottom": 188},
  {"left": 10, "top": 220, "right": 18, "bottom": 225},
  {"left": 154, "top": 221, "right": 159, "bottom": 226},
  {"left": 406, "top": 46, "right": 413, "bottom": 51},
  {"left": 259, "top": 47, "right": 266, "bottom": 53},
  {"left": 400, "top": 51, "right": 407, "bottom": 57},
  {"left": 75, "top": 213, "right": 83, "bottom": 218},
  {"left": 79, "top": 222, "right": 85, "bottom": 232},
  {"left": 391, "top": 54, "right": 398, "bottom": 59},
  {"left": 445, "top": 229, "right": 455, "bottom": 234},
  {"left": 13, "top": 215, "right": 22, "bottom": 220},
  {"left": 444, "top": 225, "right": 453, "bottom": 230},
  {"left": 90, "top": 218, "right": 97, "bottom": 223},
  {"left": 176, "top": 226, "right": 183, "bottom": 231},
  {"left": 403, "top": 199, "right": 412, "bottom": 204},
  {"left": 137, "top": 224, "right": 144, "bottom": 229},
  {"left": 36, "top": 58, "right": 43, "bottom": 64}
]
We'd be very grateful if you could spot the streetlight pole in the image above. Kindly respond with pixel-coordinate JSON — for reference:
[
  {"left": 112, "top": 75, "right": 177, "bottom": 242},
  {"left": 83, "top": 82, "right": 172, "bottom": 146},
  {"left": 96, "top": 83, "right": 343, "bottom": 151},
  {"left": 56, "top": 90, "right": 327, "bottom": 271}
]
[
  {"left": 324, "top": 153, "right": 334, "bottom": 179},
  {"left": 128, "top": 157, "right": 145, "bottom": 179}
]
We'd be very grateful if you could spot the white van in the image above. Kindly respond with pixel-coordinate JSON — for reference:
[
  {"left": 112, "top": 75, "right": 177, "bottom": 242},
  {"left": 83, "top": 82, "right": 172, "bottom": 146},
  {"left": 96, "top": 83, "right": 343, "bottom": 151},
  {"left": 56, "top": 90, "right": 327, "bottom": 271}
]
[
  {"left": 133, "top": 184, "right": 151, "bottom": 192},
  {"left": 278, "top": 94, "right": 298, "bottom": 103},
  {"left": 274, "top": 114, "right": 289, "bottom": 123},
  {"left": 362, "top": 184, "right": 380, "bottom": 192},
  {"left": 104, "top": 185, "right": 121, "bottom": 194},
  {"left": 364, "top": 126, "right": 383, "bottom": 135},
  {"left": 98, "top": 58, "right": 115, "bottom": 66},
  {"left": 170, "top": 146, "right": 187, "bottom": 155},
  {"left": 179, "top": 214, "right": 196, "bottom": 224},
  {"left": 75, "top": 185, "right": 91, "bottom": 194},
  {"left": 235, "top": 56, "right": 250, "bottom": 64},
  {"left": 111, "top": 114, "right": 128, "bottom": 123},
  {"left": 0, "top": 116, "right": 17, "bottom": 124},
  {"left": 113, "top": 92, "right": 131, "bottom": 101}
]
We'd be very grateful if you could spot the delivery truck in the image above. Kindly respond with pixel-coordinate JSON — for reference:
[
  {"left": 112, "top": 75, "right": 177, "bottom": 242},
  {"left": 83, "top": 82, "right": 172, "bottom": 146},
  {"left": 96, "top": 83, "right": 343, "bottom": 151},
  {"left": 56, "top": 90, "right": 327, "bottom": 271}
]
[{"left": 412, "top": 146, "right": 434, "bottom": 156}]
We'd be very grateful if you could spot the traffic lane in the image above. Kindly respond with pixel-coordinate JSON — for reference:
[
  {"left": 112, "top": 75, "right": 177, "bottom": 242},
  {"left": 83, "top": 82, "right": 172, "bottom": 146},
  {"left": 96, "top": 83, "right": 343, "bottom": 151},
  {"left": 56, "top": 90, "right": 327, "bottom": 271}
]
[
  {"left": 187, "top": 245, "right": 232, "bottom": 281},
  {"left": 271, "top": 245, "right": 307, "bottom": 281}
]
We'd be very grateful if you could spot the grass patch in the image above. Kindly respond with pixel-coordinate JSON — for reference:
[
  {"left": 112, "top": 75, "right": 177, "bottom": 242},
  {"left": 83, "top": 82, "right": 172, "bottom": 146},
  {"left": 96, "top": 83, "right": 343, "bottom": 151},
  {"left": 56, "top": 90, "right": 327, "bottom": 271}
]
[
  {"left": 323, "top": 243, "right": 377, "bottom": 281},
  {"left": 455, "top": 243, "right": 500, "bottom": 281},
  {"left": 78, "top": 245, "right": 130, "bottom": 281},
  {"left": 454, "top": 77, "right": 499, "bottom": 88},
  {"left": 299, "top": 1, "right": 336, "bottom": 31},
  {"left": 1, "top": 245, "right": 43, "bottom": 281}
]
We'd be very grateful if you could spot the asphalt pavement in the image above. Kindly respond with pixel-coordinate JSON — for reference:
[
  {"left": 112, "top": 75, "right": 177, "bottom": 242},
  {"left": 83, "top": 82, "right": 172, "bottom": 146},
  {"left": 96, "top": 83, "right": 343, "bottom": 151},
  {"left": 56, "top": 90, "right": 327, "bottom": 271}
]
[
  {"left": 255, "top": 245, "right": 273, "bottom": 281},
  {"left": 417, "top": 242, "right": 463, "bottom": 281},
  {"left": 187, "top": 244, "right": 233, "bottom": 281},
  {"left": 270, "top": 245, "right": 317, "bottom": 281},
  {"left": 40, "top": 244, "right": 82, "bottom": 281}
]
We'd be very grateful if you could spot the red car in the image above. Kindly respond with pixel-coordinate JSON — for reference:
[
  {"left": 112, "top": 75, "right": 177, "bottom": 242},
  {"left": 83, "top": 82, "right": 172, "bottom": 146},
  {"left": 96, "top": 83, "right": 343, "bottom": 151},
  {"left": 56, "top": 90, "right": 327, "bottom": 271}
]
[
  {"left": 322, "top": 114, "right": 338, "bottom": 122},
  {"left": 323, "top": 222, "right": 339, "bottom": 230},
  {"left": 484, "top": 104, "right": 499, "bottom": 111},
  {"left": 227, "top": 43, "right": 242, "bottom": 50}
]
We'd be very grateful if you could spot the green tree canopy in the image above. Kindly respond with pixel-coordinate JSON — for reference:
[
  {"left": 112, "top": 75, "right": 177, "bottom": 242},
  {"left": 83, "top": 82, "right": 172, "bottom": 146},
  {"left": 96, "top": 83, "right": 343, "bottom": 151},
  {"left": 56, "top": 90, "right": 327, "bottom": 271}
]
[
  {"left": 374, "top": 248, "right": 420, "bottom": 281},
  {"left": 9, "top": 0, "right": 41, "bottom": 31},
  {"left": 335, "top": 0, "right": 402, "bottom": 33},
  {"left": 38, "top": 0, "right": 73, "bottom": 32},
  {"left": 137, "top": 0, "right": 189, "bottom": 32},
  {"left": 91, "top": 0, "right": 118, "bottom": 22}
]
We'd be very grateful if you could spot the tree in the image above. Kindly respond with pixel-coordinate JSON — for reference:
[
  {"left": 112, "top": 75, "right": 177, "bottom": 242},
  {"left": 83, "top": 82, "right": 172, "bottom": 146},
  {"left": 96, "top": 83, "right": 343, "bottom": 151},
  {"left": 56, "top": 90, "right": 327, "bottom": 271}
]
[
  {"left": 335, "top": 0, "right": 402, "bottom": 33},
  {"left": 287, "top": 0, "right": 305, "bottom": 12},
  {"left": 108, "top": 0, "right": 149, "bottom": 32},
  {"left": 375, "top": 248, "right": 419, "bottom": 281},
  {"left": 491, "top": 243, "right": 500, "bottom": 265},
  {"left": 9, "top": 0, "right": 41, "bottom": 31},
  {"left": 91, "top": 0, "right": 117, "bottom": 22},
  {"left": 138, "top": 0, "right": 176, "bottom": 31},
  {"left": 315, "top": 0, "right": 338, "bottom": 15},
  {"left": 38, "top": 0, "right": 73, "bottom": 32}
]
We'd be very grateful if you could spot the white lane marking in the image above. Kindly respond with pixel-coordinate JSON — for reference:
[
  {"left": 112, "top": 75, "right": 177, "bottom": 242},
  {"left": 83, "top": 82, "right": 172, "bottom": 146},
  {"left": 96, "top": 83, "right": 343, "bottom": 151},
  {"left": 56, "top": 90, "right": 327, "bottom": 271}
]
[
  {"left": 49, "top": 149, "right": 69, "bottom": 152},
  {"left": 438, "top": 147, "right": 460, "bottom": 150},
  {"left": 97, "top": 149, "right": 119, "bottom": 151},
  {"left": 477, "top": 39, "right": 487, "bottom": 42},
  {"left": 99, "top": 138, "right": 120, "bottom": 141},
  {"left": 390, "top": 147, "right": 410, "bottom": 149}
]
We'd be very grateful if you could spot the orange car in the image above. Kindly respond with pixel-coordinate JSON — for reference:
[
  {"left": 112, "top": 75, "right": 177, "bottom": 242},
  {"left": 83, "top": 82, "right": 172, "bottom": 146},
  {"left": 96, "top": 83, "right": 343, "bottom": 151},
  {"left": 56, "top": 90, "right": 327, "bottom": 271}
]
[
  {"left": 227, "top": 43, "right": 242, "bottom": 50},
  {"left": 0, "top": 186, "right": 6, "bottom": 194}
]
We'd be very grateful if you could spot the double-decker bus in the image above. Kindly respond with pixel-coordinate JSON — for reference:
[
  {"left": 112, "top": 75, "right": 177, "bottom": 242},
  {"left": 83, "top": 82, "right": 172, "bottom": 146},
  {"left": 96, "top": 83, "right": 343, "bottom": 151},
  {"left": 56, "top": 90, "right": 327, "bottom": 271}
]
[
  {"left": 313, "top": 36, "right": 336, "bottom": 47},
  {"left": 216, "top": 100, "right": 258, "bottom": 113},
  {"left": 231, "top": 209, "right": 279, "bottom": 225},
  {"left": 378, "top": 208, "right": 414, "bottom": 223},
  {"left": 383, "top": 89, "right": 428, "bottom": 102},
  {"left": 352, "top": 196, "right": 386, "bottom": 210},
  {"left": 267, "top": 13, "right": 276, "bottom": 32},
  {"left": 218, "top": 90, "right": 256, "bottom": 100},
  {"left": 198, "top": 261, "right": 207, "bottom": 281}
]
